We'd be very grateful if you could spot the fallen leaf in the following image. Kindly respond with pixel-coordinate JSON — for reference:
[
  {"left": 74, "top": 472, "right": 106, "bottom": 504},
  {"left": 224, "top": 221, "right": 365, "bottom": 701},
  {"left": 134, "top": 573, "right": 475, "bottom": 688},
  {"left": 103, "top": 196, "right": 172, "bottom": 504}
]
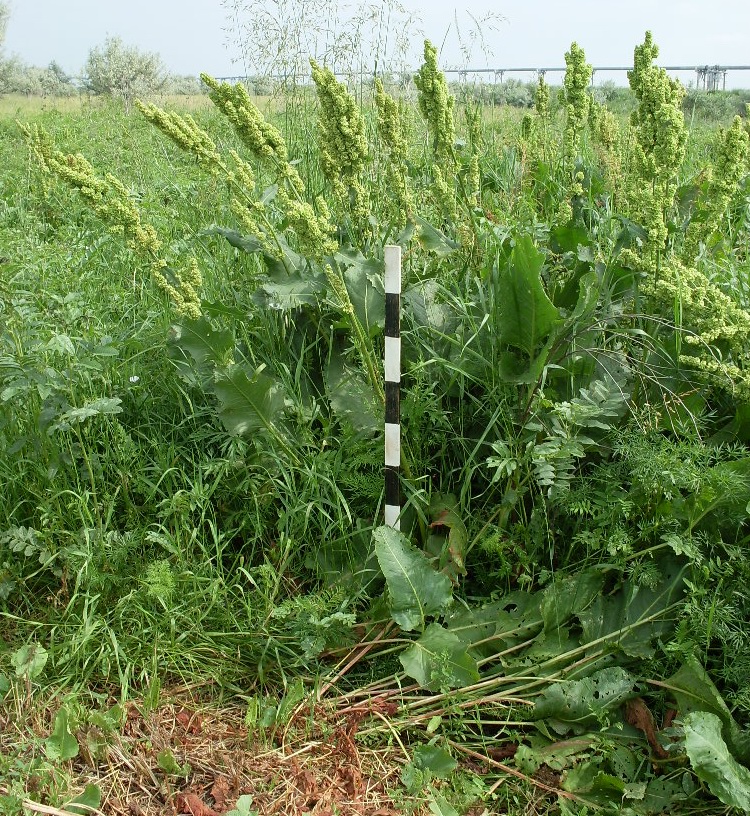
[
  {"left": 175, "top": 791, "right": 219, "bottom": 816},
  {"left": 210, "top": 777, "right": 231, "bottom": 811}
]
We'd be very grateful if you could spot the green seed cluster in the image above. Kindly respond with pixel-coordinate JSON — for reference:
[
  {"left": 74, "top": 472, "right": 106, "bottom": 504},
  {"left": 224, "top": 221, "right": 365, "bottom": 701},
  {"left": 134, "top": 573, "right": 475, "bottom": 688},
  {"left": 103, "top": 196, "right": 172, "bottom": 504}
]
[
  {"left": 641, "top": 257, "right": 750, "bottom": 398},
  {"left": 626, "top": 31, "right": 687, "bottom": 269},
  {"left": 278, "top": 192, "right": 338, "bottom": 260},
  {"left": 135, "top": 101, "right": 222, "bottom": 171},
  {"left": 464, "top": 102, "right": 482, "bottom": 201},
  {"left": 374, "top": 79, "right": 413, "bottom": 226},
  {"left": 535, "top": 75, "right": 550, "bottom": 121},
  {"left": 414, "top": 40, "right": 456, "bottom": 169},
  {"left": 562, "top": 43, "right": 592, "bottom": 166},
  {"left": 201, "top": 73, "right": 304, "bottom": 195},
  {"left": 683, "top": 116, "right": 749, "bottom": 259},
  {"left": 310, "top": 60, "right": 370, "bottom": 220}
]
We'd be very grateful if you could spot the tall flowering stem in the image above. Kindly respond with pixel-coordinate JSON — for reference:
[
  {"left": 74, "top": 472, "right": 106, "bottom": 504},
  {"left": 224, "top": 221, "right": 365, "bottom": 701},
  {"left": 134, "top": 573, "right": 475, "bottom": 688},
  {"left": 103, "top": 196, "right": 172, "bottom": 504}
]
[
  {"left": 20, "top": 122, "right": 202, "bottom": 318},
  {"left": 626, "top": 31, "right": 687, "bottom": 270},
  {"left": 197, "top": 75, "right": 337, "bottom": 261},
  {"left": 414, "top": 40, "right": 456, "bottom": 170},
  {"left": 374, "top": 78, "right": 413, "bottom": 228},
  {"left": 200, "top": 73, "right": 305, "bottom": 196},
  {"left": 562, "top": 43, "right": 592, "bottom": 168},
  {"left": 310, "top": 60, "right": 370, "bottom": 224},
  {"left": 682, "top": 116, "right": 749, "bottom": 260}
]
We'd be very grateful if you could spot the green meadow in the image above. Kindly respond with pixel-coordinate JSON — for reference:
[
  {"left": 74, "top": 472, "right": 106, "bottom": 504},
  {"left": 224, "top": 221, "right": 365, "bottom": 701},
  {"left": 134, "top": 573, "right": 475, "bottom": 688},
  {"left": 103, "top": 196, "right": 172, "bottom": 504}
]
[{"left": 3, "top": 34, "right": 750, "bottom": 815}]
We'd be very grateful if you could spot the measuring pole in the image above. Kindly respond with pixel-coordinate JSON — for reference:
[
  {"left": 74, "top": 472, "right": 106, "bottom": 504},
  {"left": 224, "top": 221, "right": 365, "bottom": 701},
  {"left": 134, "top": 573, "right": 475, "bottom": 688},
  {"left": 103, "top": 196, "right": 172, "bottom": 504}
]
[{"left": 384, "top": 245, "right": 401, "bottom": 529}]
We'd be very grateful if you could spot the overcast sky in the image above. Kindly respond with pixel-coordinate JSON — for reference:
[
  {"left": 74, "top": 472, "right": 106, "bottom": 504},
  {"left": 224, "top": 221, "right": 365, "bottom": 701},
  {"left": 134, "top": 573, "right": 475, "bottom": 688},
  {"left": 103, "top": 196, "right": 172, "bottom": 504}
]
[{"left": 4, "top": 0, "right": 750, "bottom": 88}]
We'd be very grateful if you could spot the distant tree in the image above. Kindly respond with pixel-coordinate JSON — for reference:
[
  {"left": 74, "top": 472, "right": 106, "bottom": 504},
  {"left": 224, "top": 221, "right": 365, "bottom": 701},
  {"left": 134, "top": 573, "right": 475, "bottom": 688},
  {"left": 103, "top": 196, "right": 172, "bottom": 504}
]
[
  {"left": 0, "top": 1, "right": 15, "bottom": 94},
  {"left": 7, "top": 62, "right": 77, "bottom": 96},
  {"left": 83, "top": 36, "right": 167, "bottom": 107},
  {"left": 163, "top": 73, "right": 203, "bottom": 95}
]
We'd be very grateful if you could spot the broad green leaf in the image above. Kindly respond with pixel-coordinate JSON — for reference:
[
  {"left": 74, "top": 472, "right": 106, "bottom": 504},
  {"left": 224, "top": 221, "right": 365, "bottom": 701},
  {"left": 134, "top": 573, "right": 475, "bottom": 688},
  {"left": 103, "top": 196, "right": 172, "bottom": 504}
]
[
  {"left": 252, "top": 268, "right": 325, "bottom": 310},
  {"left": 540, "top": 567, "right": 605, "bottom": 632},
  {"left": 169, "top": 318, "right": 234, "bottom": 370},
  {"left": 428, "top": 794, "right": 460, "bottom": 816},
  {"left": 45, "top": 708, "right": 79, "bottom": 761},
  {"left": 414, "top": 216, "right": 459, "bottom": 257},
  {"left": 550, "top": 223, "right": 591, "bottom": 255},
  {"left": 336, "top": 247, "right": 385, "bottom": 334},
  {"left": 157, "top": 748, "right": 190, "bottom": 777},
  {"left": 45, "top": 333, "right": 76, "bottom": 356},
  {"left": 578, "top": 558, "right": 686, "bottom": 659},
  {"left": 208, "top": 225, "right": 305, "bottom": 278},
  {"left": 562, "top": 763, "right": 626, "bottom": 805},
  {"left": 326, "top": 352, "right": 382, "bottom": 433},
  {"left": 515, "top": 738, "right": 594, "bottom": 775},
  {"left": 683, "top": 711, "right": 750, "bottom": 811},
  {"left": 400, "top": 623, "right": 479, "bottom": 690},
  {"left": 533, "top": 667, "right": 637, "bottom": 733},
  {"left": 226, "top": 795, "right": 259, "bottom": 816},
  {"left": 12, "top": 642, "right": 47, "bottom": 680},
  {"left": 445, "top": 591, "right": 543, "bottom": 656},
  {"left": 412, "top": 744, "right": 458, "bottom": 777},
  {"left": 52, "top": 397, "right": 122, "bottom": 431},
  {"left": 496, "top": 235, "right": 560, "bottom": 357},
  {"left": 0, "top": 674, "right": 10, "bottom": 699},
  {"left": 213, "top": 366, "right": 286, "bottom": 439},
  {"left": 667, "top": 656, "right": 750, "bottom": 764},
  {"left": 565, "top": 270, "right": 600, "bottom": 327},
  {"left": 64, "top": 784, "right": 102, "bottom": 816},
  {"left": 637, "top": 775, "right": 694, "bottom": 814},
  {"left": 373, "top": 526, "right": 453, "bottom": 631}
]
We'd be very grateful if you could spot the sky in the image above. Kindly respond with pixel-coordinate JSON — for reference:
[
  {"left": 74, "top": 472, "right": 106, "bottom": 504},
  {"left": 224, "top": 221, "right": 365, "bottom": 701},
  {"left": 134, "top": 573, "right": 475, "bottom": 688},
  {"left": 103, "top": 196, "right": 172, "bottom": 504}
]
[{"left": 4, "top": 0, "right": 750, "bottom": 88}]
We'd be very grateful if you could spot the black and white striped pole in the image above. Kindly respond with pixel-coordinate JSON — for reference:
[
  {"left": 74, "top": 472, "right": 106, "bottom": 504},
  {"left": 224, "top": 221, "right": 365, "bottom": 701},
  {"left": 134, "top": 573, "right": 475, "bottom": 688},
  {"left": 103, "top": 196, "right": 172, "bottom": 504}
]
[{"left": 384, "top": 245, "right": 401, "bottom": 530}]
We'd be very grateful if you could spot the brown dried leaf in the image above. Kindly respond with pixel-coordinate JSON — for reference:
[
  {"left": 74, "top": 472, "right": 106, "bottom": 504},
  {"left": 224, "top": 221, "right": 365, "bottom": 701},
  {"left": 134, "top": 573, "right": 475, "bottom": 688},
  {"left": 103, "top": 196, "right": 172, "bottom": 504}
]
[{"left": 175, "top": 791, "right": 219, "bottom": 816}]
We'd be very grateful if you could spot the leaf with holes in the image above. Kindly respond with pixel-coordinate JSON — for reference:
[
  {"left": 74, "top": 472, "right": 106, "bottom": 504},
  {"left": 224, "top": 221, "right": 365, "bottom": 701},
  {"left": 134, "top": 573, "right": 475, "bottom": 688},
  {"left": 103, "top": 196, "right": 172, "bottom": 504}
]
[
  {"left": 668, "top": 656, "right": 750, "bottom": 764},
  {"left": 578, "top": 557, "right": 686, "bottom": 659},
  {"left": 683, "top": 711, "right": 750, "bottom": 811},
  {"left": 533, "top": 667, "right": 638, "bottom": 734},
  {"left": 373, "top": 526, "right": 453, "bottom": 631},
  {"left": 540, "top": 567, "right": 605, "bottom": 632},
  {"left": 400, "top": 623, "right": 480, "bottom": 690}
]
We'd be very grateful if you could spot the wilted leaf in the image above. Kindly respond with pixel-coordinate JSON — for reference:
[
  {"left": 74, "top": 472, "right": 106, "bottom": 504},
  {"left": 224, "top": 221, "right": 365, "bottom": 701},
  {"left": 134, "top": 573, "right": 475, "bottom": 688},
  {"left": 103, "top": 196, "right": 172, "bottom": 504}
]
[
  {"left": 400, "top": 623, "right": 479, "bottom": 690},
  {"left": 373, "top": 527, "right": 453, "bottom": 631}
]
